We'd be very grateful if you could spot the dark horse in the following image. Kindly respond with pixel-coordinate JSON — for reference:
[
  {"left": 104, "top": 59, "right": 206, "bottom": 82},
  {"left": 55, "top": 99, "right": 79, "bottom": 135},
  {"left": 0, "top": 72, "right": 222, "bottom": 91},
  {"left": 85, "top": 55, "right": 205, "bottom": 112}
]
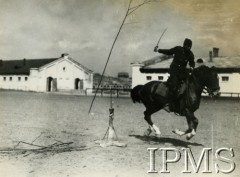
[{"left": 131, "top": 65, "right": 220, "bottom": 140}]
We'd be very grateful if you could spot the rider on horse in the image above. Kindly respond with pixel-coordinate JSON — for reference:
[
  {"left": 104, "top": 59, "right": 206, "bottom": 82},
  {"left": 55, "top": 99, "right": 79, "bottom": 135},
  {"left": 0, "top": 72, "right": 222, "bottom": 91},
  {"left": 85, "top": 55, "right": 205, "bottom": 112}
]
[{"left": 154, "top": 38, "right": 195, "bottom": 110}]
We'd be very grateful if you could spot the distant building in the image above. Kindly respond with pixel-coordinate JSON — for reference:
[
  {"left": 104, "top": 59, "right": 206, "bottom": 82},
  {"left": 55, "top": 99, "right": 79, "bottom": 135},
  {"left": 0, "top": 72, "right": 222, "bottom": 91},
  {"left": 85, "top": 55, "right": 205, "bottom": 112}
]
[
  {"left": 131, "top": 48, "right": 240, "bottom": 96},
  {"left": 0, "top": 53, "right": 93, "bottom": 92},
  {"left": 118, "top": 72, "right": 129, "bottom": 78},
  {"left": 93, "top": 73, "right": 131, "bottom": 90}
]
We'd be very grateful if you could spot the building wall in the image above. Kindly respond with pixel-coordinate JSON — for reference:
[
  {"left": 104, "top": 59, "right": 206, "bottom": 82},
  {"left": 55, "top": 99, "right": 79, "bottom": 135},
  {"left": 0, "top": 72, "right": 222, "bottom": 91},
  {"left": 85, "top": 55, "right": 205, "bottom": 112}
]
[
  {"left": 0, "top": 57, "right": 93, "bottom": 92},
  {"left": 218, "top": 73, "right": 240, "bottom": 93},
  {"left": 131, "top": 63, "right": 169, "bottom": 88},
  {"left": 132, "top": 63, "right": 145, "bottom": 88},
  {"left": 32, "top": 58, "right": 92, "bottom": 92},
  {"left": 0, "top": 75, "right": 29, "bottom": 91}
]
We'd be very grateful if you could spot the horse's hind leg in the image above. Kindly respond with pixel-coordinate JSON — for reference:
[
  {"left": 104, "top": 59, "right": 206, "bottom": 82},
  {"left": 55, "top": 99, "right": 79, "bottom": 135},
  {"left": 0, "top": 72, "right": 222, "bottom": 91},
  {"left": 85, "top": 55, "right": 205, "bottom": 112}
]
[{"left": 143, "top": 106, "right": 162, "bottom": 136}]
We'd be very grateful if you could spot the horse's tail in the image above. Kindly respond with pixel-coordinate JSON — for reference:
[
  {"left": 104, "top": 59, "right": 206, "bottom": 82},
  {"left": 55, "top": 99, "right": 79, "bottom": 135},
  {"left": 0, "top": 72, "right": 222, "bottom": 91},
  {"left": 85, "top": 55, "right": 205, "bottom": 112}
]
[{"left": 131, "top": 85, "right": 143, "bottom": 103}]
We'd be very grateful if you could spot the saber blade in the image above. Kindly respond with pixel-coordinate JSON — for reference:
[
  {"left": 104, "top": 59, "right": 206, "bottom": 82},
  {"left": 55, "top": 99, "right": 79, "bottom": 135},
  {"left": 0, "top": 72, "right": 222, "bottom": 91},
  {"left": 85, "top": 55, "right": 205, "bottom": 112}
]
[{"left": 156, "top": 28, "right": 167, "bottom": 47}]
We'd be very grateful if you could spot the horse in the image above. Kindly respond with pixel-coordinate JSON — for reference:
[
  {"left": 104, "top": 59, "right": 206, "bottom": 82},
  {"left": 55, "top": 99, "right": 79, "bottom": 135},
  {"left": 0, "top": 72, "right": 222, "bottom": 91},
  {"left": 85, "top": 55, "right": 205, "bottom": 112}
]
[{"left": 131, "top": 65, "right": 220, "bottom": 140}]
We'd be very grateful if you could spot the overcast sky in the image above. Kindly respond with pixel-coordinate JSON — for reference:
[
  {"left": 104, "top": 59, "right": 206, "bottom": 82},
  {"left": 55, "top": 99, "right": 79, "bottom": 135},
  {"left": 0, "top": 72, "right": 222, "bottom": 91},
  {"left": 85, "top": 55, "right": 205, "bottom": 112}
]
[{"left": 0, "top": 0, "right": 239, "bottom": 76}]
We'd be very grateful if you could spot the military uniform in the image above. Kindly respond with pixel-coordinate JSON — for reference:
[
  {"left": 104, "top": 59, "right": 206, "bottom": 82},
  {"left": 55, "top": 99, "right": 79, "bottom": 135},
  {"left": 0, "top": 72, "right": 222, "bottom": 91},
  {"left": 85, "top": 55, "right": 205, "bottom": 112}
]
[{"left": 155, "top": 39, "right": 195, "bottom": 100}]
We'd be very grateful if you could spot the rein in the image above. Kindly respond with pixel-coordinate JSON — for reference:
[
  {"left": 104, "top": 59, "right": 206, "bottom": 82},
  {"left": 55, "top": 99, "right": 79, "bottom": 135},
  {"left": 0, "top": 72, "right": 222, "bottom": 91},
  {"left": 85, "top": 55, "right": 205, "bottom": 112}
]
[
  {"left": 185, "top": 70, "right": 205, "bottom": 106},
  {"left": 192, "top": 67, "right": 219, "bottom": 97},
  {"left": 202, "top": 87, "right": 209, "bottom": 94}
]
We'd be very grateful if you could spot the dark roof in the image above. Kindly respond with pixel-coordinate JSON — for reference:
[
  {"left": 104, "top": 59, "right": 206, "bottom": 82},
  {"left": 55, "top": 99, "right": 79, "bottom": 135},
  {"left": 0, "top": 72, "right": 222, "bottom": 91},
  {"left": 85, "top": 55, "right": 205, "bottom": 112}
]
[
  {"left": 140, "top": 67, "right": 240, "bottom": 74},
  {"left": 140, "top": 68, "right": 169, "bottom": 73},
  {"left": 0, "top": 58, "right": 58, "bottom": 75},
  {"left": 214, "top": 67, "right": 240, "bottom": 73}
]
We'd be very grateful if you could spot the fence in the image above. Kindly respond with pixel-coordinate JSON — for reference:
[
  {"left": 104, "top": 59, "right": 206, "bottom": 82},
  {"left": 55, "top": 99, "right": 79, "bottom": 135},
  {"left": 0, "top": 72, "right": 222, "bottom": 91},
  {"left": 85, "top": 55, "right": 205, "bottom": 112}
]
[
  {"left": 219, "top": 92, "right": 240, "bottom": 99},
  {"left": 85, "top": 88, "right": 131, "bottom": 97},
  {"left": 84, "top": 88, "right": 240, "bottom": 100}
]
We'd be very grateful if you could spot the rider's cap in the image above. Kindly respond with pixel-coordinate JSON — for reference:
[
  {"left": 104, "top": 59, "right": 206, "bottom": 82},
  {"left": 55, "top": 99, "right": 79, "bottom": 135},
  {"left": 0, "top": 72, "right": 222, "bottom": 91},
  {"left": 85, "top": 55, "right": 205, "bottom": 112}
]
[{"left": 183, "top": 38, "right": 192, "bottom": 48}]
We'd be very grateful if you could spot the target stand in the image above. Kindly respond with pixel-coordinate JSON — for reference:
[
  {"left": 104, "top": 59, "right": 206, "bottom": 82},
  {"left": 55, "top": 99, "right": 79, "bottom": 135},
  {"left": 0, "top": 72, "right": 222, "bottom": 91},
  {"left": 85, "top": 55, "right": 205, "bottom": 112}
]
[{"left": 95, "top": 90, "right": 127, "bottom": 148}]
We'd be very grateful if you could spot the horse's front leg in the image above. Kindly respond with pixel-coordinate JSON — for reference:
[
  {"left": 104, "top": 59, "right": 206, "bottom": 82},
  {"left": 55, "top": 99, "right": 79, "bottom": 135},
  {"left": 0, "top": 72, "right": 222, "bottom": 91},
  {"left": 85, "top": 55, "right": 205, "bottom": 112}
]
[
  {"left": 144, "top": 110, "right": 161, "bottom": 136},
  {"left": 173, "top": 109, "right": 198, "bottom": 140},
  {"left": 185, "top": 110, "right": 198, "bottom": 140}
]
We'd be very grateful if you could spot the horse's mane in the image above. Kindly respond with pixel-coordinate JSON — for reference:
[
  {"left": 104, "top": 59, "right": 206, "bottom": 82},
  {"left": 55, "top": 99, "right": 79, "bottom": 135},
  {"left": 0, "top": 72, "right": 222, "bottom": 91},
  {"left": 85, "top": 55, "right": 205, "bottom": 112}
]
[
  {"left": 193, "top": 65, "right": 212, "bottom": 77},
  {"left": 194, "top": 65, "right": 210, "bottom": 71}
]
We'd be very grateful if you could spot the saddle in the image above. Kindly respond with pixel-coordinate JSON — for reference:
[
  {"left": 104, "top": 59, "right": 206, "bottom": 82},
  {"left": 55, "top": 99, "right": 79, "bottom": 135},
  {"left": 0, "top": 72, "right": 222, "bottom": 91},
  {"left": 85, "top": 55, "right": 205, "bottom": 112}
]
[
  {"left": 154, "top": 81, "right": 187, "bottom": 99},
  {"left": 154, "top": 81, "right": 188, "bottom": 114},
  {"left": 154, "top": 82, "right": 168, "bottom": 97}
]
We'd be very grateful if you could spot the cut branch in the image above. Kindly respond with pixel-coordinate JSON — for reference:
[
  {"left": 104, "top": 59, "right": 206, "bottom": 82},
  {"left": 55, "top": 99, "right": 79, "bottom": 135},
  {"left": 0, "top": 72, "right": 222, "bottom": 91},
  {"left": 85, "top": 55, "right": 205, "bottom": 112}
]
[
  {"left": 127, "top": 0, "right": 155, "bottom": 16},
  {"left": 88, "top": 0, "right": 157, "bottom": 113},
  {"left": 14, "top": 141, "right": 47, "bottom": 149},
  {"left": 88, "top": 0, "right": 133, "bottom": 114},
  {"left": 0, "top": 141, "right": 96, "bottom": 155}
]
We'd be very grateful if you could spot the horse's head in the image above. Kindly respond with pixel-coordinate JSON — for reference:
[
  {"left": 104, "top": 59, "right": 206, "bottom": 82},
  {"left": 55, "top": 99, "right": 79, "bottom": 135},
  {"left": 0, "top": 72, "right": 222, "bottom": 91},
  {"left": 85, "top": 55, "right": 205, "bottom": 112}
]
[{"left": 194, "top": 65, "right": 220, "bottom": 97}]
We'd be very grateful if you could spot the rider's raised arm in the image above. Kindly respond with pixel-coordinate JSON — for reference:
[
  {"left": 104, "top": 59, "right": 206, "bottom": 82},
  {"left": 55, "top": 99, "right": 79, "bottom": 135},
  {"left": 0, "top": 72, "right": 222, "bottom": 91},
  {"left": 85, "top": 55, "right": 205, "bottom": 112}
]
[{"left": 157, "top": 47, "right": 176, "bottom": 55}]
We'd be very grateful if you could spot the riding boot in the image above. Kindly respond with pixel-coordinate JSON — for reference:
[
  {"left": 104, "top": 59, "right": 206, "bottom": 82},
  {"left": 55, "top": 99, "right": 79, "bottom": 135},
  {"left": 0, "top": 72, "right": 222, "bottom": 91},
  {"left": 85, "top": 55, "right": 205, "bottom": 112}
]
[
  {"left": 168, "top": 87, "right": 177, "bottom": 101},
  {"left": 168, "top": 88, "right": 177, "bottom": 111}
]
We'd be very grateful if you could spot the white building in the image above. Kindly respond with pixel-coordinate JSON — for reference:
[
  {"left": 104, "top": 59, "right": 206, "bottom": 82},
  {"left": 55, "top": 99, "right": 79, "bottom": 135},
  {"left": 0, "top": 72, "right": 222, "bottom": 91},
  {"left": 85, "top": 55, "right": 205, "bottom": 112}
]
[
  {"left": 0, "top": 53, "right": 93, "bottom": 92},
  {"left": 131, "top": 62, "right": 170, "bottom": 88},
  {"left": 131, "top": 55, "right": 240, "bottom": 97}
]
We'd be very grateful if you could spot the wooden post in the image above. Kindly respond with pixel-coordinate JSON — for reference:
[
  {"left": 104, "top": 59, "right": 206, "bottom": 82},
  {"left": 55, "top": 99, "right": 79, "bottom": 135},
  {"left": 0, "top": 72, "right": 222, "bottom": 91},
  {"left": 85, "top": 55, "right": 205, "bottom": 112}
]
[{"left": 117, "top": 89, "right": 119, "bottom": 98}]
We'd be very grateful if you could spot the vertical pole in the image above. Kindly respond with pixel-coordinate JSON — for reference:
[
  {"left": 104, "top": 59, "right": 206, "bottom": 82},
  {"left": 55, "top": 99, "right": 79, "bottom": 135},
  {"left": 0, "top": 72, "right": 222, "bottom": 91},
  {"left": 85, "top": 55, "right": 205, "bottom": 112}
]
[
  {"left": 88, "top": 0, "right": 133, "bottom": 114},
  {"left": 110, "top": 86, "right": 113, "bottom": 109}
]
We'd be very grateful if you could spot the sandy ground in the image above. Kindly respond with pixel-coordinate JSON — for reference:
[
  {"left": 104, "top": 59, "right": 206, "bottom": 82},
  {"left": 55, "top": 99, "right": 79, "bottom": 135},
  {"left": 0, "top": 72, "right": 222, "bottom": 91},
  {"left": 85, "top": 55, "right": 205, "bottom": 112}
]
[{"left": 0, "top": 90, "right": 239, "bottom": 177}]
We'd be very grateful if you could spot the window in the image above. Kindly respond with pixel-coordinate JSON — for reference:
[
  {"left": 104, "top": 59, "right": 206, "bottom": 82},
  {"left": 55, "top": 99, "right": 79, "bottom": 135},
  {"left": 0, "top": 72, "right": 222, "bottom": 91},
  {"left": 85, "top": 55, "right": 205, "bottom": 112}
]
[
  {"left": 18, "top": 77, "right": 21, "bottom": 81},
  {"left": 63, "top": 67, "right": 66, "bottom": 71},
  {"left": 25, "top": 77, "right": 28, "bottom": 81},
  {"left": 158, "top": 76, "right": 164, "bottom": 81},
  {"left": 222, "top": 76, "right": 229, "bottom": 82},
  {"left": 146, "top": 76, "right": 152, "bottom": 80},
  {"left": 3, "top": 77, "right": 6, "bottom": 81},
  {"left": 9, "top": 77, "right": 12, "bottom": 81}
]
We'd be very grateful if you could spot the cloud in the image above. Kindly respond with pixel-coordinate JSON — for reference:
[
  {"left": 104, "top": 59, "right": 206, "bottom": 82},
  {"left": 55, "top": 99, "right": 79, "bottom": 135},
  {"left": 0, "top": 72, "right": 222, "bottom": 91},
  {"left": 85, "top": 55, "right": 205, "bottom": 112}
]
[
  {"left": 0, "top": 0, "right": 239, "bottom": 76},
  {"left": 165, "top": 0, "right": 240, "bottom": 56}
]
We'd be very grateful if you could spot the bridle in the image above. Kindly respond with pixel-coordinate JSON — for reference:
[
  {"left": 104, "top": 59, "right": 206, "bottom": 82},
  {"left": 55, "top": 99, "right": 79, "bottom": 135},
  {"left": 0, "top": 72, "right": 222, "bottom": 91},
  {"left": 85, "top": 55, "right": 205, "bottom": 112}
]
[
  {"left": 203, "top": 86, "right": 220, "bottom": 97},
  {"left": 192, "top": 67, "right": 220, "bottom": 98}
]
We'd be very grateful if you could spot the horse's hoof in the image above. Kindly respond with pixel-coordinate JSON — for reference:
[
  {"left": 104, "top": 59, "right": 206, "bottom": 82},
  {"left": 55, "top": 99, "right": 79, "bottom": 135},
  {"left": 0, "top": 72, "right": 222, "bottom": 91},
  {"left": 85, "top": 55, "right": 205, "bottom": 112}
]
[
  {"left": 172, "top": 129, "right": 185, "bottom": 136},
  {"left": 154, "top": 133, "right": 161, "bottom": 138},
  {"left": 186, "top": 133, "right": 194, "bottom": 140}
]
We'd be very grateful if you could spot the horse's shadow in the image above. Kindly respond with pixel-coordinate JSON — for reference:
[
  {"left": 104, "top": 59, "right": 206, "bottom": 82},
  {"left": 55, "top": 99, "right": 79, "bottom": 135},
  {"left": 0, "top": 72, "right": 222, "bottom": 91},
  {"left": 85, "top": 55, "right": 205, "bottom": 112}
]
[{"left": 129, "top": 134, "right": 203, "bottom": 148}]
